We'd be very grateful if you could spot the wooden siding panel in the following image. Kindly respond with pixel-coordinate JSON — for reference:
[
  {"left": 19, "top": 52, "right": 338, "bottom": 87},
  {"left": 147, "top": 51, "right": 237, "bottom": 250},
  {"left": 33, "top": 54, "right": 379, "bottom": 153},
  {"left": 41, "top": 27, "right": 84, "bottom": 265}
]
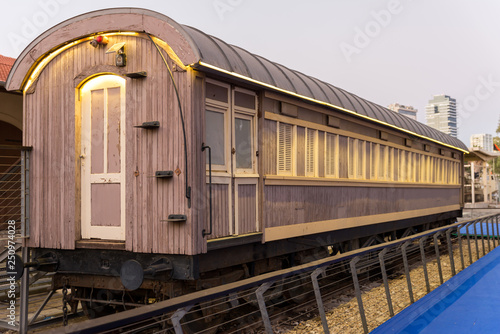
[
  {"left": 207, "top": 184, "right": 230, "bottom": 239},
  {"left": 263, "top": 120, "right": 277, "bottom": 175},
  {"left": 25, "top": 35, "right": 198, "bottom": 254},
  {"left": 318, "top": 131, "right": 325, "bottom": 177},
  {"left": 296, "top": 126, "right": 305, "bottom": 176},
  {"left": 339, "top": 136, "right": 348, "bottom": 178},
  {"left": 264, "top": 186, "right": 460, "bottom": 228},
  {"left": 365, "top": 142, "right": 371, "bottom": 180},
  {"left": 191, "top": 74, "right": 206, "bottom": 253},
  {"left": 238, "top": 184, "right": 257, "bottom": 235}
]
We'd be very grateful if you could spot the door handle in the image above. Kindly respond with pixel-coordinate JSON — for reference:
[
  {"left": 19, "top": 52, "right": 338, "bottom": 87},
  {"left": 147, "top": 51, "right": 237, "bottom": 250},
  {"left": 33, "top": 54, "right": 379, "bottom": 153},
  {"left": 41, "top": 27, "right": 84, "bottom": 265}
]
[
  {"left": 231, "top": 148, "right": 236, "bottom": 155},
  {"left": 80, "top": 154, "right": 86, "bottom": 159}
]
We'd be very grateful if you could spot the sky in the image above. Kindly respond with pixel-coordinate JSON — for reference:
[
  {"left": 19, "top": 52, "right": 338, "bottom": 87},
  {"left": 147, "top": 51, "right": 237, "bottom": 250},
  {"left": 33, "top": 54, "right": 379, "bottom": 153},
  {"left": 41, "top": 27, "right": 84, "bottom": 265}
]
[{"left": 1, "top": 0, "right": 499, "bottom": 146}]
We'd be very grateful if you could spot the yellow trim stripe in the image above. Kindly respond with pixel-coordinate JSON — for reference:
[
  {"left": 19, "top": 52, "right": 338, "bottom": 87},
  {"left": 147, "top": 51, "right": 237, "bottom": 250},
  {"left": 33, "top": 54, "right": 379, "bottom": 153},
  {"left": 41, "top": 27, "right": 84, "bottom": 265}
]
[
  {"left": 196, "top": 61, "right": 468, "bottom": 154},
  {"left": 264, "top": 204, "right": 461, "bottom": 242}
]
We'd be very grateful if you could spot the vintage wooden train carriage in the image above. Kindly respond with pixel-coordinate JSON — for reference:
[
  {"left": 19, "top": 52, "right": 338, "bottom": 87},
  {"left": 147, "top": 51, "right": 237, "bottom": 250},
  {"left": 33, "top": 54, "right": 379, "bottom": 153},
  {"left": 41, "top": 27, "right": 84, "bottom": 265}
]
[{"left": 7, "top": 8, "right": 467, "bottom": 291}]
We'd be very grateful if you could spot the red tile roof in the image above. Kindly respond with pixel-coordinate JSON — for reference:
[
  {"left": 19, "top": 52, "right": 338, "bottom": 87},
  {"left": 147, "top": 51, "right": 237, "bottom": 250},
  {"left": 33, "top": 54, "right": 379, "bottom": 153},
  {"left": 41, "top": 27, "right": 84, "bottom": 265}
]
[{"left": 0, "top": 55, "right": 15, "bottom": 82}]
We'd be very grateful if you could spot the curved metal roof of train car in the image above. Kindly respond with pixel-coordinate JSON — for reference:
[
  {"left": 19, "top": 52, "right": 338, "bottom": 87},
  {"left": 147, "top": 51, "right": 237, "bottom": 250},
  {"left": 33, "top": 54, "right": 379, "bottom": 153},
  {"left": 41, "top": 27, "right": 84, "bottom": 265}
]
[
  {"left": 6, "top": 8, "right": 467, "bottom": 152},
  {"left": 182, "top": 26, "right": 467, "bottom": 152}
]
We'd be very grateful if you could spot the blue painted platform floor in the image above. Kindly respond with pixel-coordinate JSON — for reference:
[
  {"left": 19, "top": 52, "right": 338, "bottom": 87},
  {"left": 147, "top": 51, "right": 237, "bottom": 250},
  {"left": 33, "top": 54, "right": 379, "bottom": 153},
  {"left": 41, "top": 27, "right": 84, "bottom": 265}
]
[
  {"left": 459, "top": 222, "right": 500, "bottom": 238},
  {"left": 371, "top": 243, "right": 500, "bottom": 333}
]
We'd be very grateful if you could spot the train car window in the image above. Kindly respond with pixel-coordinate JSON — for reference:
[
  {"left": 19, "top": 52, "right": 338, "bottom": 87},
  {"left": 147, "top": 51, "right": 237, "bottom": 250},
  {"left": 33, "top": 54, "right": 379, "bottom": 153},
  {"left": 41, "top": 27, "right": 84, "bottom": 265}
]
[
  {"left": 407, "top": 152, "right": 413, "bottom": 182},
  {"left": 278, "top": 122, "right": 294, "bottom": 175},
  {"left": 437, "top": 159, "right": 441, "bottom": 183},
  {"left": 235, "top": 117, "right": 252, "bottom": 169},
  {"left": 393, "top": 149, "right": 399, "bottom": 182},
  {"left": 205, "top": 109, "right": 226, "bottom": 167},
  {"left": 325, "top": 133, "right": 338, "bottom": 177},
  {"left": 434, "top": 158, "right": 438, "bottom": 183},
  {"left": 445, "top": 160, "right": 450, "bottom": 184},
  {"left": 357, "top": 140, "right": 365, "bottom": 179},
  {"left": 365, "top": 142, "right": 371, "bottom": 180},
  {"left": 440, "top": 159, "right": 445, "bottom": 183},
  {"left": 234, "top": 91, "right": 256, "bottom": 110},
  {"left": 400, "top": 150, "right": 406, "bottom": 182},
  {"left": 452, "top": 162, "right": 455, "bottom": 184},
  {"left": 387, "top": 147, "right": 393, "bottom": 181},
  {"left": 415, "top": 154, "right": 420, "bottom": 183},
  {"left": 426, "top": 155, "right": 430, "bottom": 183},
  {"left": 371, "top": 143, "right": 379, "bottom": 180},
  {"left": 419, "top": 154, "right": 425, "bottom": 182},
  {"left": 338, "top": 136, "right": 348, "bottom": 178},
  {"left": 206, "top": 82, "right": 229, "bottom": 103},
  {"left": 430, "top": 157, "right": 435, "bottom": 183},
  {"left": 379, "top": 145, "right": 386, "bottom": 180},
  {"left": 305, "top": 128, "right": 317, "bottom": 176},
  {"left": 348, "top": 138, "right": 355, "bottom": 178}
]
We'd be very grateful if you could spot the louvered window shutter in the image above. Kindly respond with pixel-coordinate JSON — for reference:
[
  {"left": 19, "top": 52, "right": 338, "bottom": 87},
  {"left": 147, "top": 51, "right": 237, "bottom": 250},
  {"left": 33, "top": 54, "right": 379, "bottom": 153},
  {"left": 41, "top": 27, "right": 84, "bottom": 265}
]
[
  {"left": 306, "top": 128, "right": 315, "bottom": 175},
  {"left": 325, "top": 133, "right": 336, "bottom": 176},
  {"left": 278, "top": 123, "right": 293, "bottom": 174}
]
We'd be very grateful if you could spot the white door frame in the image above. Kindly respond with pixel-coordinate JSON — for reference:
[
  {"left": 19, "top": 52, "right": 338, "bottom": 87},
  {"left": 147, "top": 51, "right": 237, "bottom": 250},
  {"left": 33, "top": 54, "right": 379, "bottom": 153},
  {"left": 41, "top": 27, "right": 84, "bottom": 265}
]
[{"left": 80, "top": 74, "right": 126, "bottom": 240}]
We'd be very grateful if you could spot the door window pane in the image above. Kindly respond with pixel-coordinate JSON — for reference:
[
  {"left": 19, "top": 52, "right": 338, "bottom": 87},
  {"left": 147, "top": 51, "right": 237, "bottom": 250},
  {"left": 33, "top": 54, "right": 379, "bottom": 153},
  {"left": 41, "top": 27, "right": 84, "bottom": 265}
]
[
  {"left": 235, "top": 117, "right": 252, "bottom": 169},
  {"left": 205, "top": 110, "right": 225, "bottom": 166}
]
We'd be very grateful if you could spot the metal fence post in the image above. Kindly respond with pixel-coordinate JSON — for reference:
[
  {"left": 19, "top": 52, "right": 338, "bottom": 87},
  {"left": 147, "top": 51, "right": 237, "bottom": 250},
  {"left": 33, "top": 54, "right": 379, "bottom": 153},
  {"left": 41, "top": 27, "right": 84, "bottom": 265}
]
[
  {"left": 419, "top": 236, "right": 431, "bottom": 294},
  {"left": 378, "top": 248, "right": 394, "bottom": 316},
  {"left": 457, "top": 225, "right": 465, "bottom": 271},
  {"left": 473, "top": 221, "right": 480, "bottom": 259},
  {"left": 480, "top": 220, "right": 486, "bottom": 256},
  {"left": 19, "top": 149, "right": 30, "bottom": 334},
  {"left": 21, "top": 149, "right": 26, "bottom": 239},
  {"left": 496, "top": 215, "right": 499, "bottom": 248},
  {"left": 401, "top": 241, "right": 414, "bottom": 304},
  {"left": 19, "top": 247, "right": 30, "bottom": 334},
  {"left": 433, "top": 232, "right": 444, "bottom": 285},
  {"left": 494, "top": 216, "right": 497, "bottom": 248},
  {"left": 350, "top": 256, "right": 368, "bottom": 334},
  {"left": 466, "top": 222, "right": 473, "bottom": 265},
  {"left": 311, "top": 268, "right": 329, "bottom": 334},
  {"left": 256, "top": 281, "right": 275, "bottom": 334},
  {"left": 20, "top": 148, "right": 31, "bottom": 239},
  {"left": 171, "top": 305, "right": 193, "bottom": 334},
  {"left": 486, "top": 217, "right": 491, "bottom": 253},
  {"left": 446, "top": 229, "right": 456, "bottom": 276}
]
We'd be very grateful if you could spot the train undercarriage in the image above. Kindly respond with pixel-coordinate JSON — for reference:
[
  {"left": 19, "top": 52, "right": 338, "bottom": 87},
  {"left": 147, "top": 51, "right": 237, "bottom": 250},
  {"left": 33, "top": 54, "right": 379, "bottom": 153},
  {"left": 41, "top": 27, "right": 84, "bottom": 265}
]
[{"left": 30, "top": 210, "right": 461, "bottom": 330}]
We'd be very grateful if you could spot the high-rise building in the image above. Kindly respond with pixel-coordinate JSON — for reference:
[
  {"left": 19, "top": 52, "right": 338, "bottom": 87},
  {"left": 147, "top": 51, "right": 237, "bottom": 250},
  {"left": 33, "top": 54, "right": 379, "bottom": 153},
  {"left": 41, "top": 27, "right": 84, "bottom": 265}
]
[
  {"left": 470, "top": 134, "right": 493, "bottom": 152},
  {"left": 387, "top": 103, "right": 418, "bottom": 120},
  {"left": 425, "top": 94, "right": 457, "bottom": 137}
]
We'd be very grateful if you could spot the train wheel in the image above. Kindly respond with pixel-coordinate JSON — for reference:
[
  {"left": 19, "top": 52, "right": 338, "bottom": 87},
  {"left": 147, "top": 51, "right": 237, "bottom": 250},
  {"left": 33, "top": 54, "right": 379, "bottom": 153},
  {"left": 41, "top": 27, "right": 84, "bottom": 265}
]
[
  {"left": 78, "top": 288, "right": 117, "bottom": 319},
  {"left": 283, "top": 272, "right": 313, "bottom": 304},
  {"left": 182, "top": 301, "right": 228, "bottom": 334}
]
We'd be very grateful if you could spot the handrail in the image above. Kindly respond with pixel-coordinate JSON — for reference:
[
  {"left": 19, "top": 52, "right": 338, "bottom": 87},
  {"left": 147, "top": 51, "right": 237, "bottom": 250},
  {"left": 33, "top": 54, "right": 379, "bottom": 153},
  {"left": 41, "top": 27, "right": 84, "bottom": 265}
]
[
  {"left": 54, "top": 213, "right": 500, "bottom": 334},
  {"left": 202, "top": 144, "right": 213, "bottom": 237}
]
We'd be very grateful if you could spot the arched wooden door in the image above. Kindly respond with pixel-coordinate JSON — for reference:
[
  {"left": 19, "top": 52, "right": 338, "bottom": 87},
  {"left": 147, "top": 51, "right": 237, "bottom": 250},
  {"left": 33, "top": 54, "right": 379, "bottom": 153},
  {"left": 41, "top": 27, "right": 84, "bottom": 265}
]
[{"left": 80, "top": 75, "right": 126, "bottom": 240}]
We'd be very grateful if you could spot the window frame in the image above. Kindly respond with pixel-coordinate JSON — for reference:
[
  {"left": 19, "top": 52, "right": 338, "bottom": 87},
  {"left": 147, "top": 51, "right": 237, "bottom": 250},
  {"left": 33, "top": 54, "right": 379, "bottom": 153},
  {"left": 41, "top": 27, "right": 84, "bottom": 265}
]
[
  {"left": 277, "top": 121, "right": 296, "bottom": 176},
  {"left": 305, "top": 128, "right": 318, "bottom": 177},
  {"left": 324, "top": 133, "right": 339, "bottom": 178}
]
